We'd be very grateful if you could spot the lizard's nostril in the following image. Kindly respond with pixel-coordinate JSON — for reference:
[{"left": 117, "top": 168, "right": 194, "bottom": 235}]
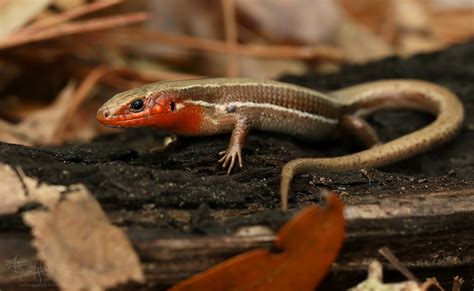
[{"left": 96, "top": 109, "right": 111, "bottom": 122}]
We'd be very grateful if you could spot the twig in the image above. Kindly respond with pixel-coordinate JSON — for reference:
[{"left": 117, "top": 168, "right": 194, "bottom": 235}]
[
  {"left": 101, "top": 68, "right": 204, "bottom": 90},
  {"left": 104, "top": 29, "right": 344, "bottom": 62},
  {"left": 222, "top": 0, "right": 239, "bottom": 77},
  {"left": 16, "top": 0, "right": 125, "bottom": 36},
  {"left": 378, "top": 247, "right": 419, "bottom": 284},
  {"left": 0, "top": 12, "right": 149, "bottom": 50},
  {"left": 13, "top": 166, "right": 29, "bottom": 198},
  {"left": 111, "top": 67, "right": 204, "bottom": 82},
  {"left": 108, "top": 179, "right": 133, "bottom": 195},
  {"left": 73, "top": 65, "right": 204, "bottom": 90},
  {"left": 101, "top": 74, "right": 144, "bottom": 91}
]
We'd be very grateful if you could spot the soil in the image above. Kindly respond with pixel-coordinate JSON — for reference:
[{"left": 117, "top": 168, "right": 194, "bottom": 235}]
[{"left": 0, "top": 41, "right": 473, "bottom": 289}]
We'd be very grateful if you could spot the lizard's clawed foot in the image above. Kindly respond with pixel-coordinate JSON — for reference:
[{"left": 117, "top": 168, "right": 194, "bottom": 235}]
[{"left": 218, "top": 147, "right": 243, "bottom": 175}]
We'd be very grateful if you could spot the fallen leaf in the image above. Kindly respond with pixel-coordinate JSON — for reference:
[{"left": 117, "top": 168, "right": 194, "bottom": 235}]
[
  {"left": 0, "top": 164, "right": 63, "bottom": 214},
  {"left": 170, "top": 193, "right": 344, "bottom": 291},
  {"left": 23, "top": 184, "right": 145, "bottom": 291},
  {"left": 237, "top": 0, "right": 342, "bottom": 44},
  {"left": 394, "top": 0, "right": 442, "bottom": 56},
  {"left": 349, "top": 260, "right": 442, "bottom": 291},
  {"left": 0, "top": 0, "right": 52, "bottom": 37},
  {"left": 17, "top": 80, "right": 77, "bottom": 145},
  {"left": 429, "top": 6, "right": 474, "bottom": 44},
  {"left": 0, "top": 163, "right": 144, "bottom": 290},
  {"left": 0, "top": 81, "right": 77, "bottom": 146},
  {"left": 336, "top": 19, "right": 393, "bottom": 63},
  {"left": 0, "top": 164, "right": 29, "bottom": 214},
  {"left": 339, "top": 0, "right": 396, "bottom": 43},
  {"left": 0, "top": 66, "right": 108, "bottom": 146},
  {"left": 54, "top": 0, "right": 87, "bottom": 10}
]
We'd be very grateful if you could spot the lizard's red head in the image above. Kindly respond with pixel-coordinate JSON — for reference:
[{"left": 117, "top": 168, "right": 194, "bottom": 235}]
[{"left": 97, "top": 82, "right": 202, "bottom": 135}]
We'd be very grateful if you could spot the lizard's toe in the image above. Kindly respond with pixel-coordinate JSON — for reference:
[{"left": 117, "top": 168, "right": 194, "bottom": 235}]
[{"left": 218, "top": 148, "right": 243, "bottom": 175}]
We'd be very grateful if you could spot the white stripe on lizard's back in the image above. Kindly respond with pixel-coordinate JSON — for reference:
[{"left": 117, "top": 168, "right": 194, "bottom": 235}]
[{"left": 185, "top": 100, "right": 338, "bottom": 125}]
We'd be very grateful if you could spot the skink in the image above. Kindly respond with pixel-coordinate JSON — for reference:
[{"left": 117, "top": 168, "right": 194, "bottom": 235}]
[{"left": 96, "top": 78, "right": 464, "bottom": 211}]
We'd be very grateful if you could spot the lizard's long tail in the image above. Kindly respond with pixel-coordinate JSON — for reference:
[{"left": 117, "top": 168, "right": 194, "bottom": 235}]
[{"left": 280, "top": 80, "right": 464, "bottom": 211}]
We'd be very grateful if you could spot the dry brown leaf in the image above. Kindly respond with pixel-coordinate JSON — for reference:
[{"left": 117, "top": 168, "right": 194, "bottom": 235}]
[
  {"left": 239, "top": 57, "right": 306, "bottom": 79},
  {"left": 0, "top": 163, "right": 63, "bottom": 214},
  {"left": 0, "top": 0, "right": 52, "bottom": 37},
  {"left": 429, "top": 0, "right": 474, "bottom": 8},
  {"left": 336, "top": 20, "right": 393, "bottom": 63},
  {"left": 397, "top": 34, "right": 443, "bottom": 57},
  {"left": 395, "top": 0, "right": 430, "bottom": 31},
  {"left": 22, "top": 172, "right": 63, "bottom": 209},
  {"left": 54, "top": 0, "right": 87, "bottom": 10},
  {"left": 23, "top": 184, "right": 145, "bottom": 291},
  {"left": 16, "top": 81, "right": 77, "bottom": 145},
  {"left": 394, "top": 0, "right": 443, "bottom": 56},
  {"left": 146, "top": 0, "right": 343, "bottom": 78},
  {"left": 52, "top": 66, "right": 109, "bottom": 142},
  {"left": 237, "top": 0, "right": 342, "bottom": 44},
  {"left": 339, "top": 0, "right": 396, "bottom": 44},
  {"left": 349, "top": 260, "right": 442, "bottom": 291},
  {"left": 429, "top": 7, "right": 474, "bottom": 44},
  {"left": 0, "top": 164, "right": 29, "bottom": 214},
  {"left": 0, "top": 163, "right": 144, "bottom": 290},
  {"left": 0, "top": 119, "right": 35, "bottom": 147},
  {"left": 0, "top": 68, "right": 104, "bottom": 146}
]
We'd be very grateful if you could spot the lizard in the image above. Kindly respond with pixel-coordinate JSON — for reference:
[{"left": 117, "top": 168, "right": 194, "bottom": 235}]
[{"left": 96, "top": 78, "right": 464, "bottom": 211}]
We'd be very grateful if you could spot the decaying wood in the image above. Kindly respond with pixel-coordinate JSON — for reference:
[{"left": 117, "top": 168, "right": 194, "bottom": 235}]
[
  {"left": 0, "top": 188, "right": 472, "bottom": 288},
  {"left": 0, "top": 42, "right": 473, "bottom": 289}
]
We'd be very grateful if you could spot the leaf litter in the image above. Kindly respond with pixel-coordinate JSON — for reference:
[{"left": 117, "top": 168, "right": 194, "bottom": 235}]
[{"left": 0, "top": 163, "right": 145, "bottom": 290}]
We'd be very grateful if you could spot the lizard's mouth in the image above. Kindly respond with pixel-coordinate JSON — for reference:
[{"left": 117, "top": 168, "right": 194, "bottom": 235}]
[
  {"left": 96, "top": 104, "right": 155, "bottom": 128},
  {"left": 97, "top": 115, "right": 151, "bottom": 128},
  {"left": 96, "top": 109, "right": 176, "bottom": 129}
]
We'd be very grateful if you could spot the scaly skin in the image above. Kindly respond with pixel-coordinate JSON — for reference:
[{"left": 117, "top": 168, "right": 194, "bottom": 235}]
[{"left": 97, "top": 78, "right": 464, "bottom": 211}]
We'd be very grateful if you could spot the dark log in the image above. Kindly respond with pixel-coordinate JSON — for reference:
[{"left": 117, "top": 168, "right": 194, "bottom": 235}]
[{"left": 1, "top": 41, "right": 474, "bottom": 289}]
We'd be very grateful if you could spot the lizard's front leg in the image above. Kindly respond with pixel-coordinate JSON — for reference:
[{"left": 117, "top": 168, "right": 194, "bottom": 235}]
[{"left": 218, "top": 116, "right": 250, "bottom": 175}]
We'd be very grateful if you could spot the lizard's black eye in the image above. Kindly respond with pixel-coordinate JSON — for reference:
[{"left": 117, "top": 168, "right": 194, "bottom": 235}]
[
  {"left": 130, "top": 99, "right": 144, "bottom": 111},
  {"left": 170, "top": 101, "right": 176, "bottom": 112}
]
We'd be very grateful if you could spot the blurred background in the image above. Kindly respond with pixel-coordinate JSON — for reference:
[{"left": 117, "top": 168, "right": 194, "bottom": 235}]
[{"left": 0, "top": 0, "right": 472, "bottom": 146}]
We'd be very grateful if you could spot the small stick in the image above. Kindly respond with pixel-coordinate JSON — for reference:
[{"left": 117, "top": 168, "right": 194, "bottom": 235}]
[
  {"left": 378, "top": 247, "right": 419, "bottom": 284},
  {"left": 0, "top": 12, "right": 149, "bottom": 50},
  {"left": 221, "top": 0, "right": 239, "bottom": 77},
  {"left": 104, "top": 29, "right": 344, "bottom": 62},
  {"left": 111, "top": 67, "right": 204, "bottom": 82},
  {"left": 101, "top": 74, "right": 144, "bottom": 91},
  {"left": 17, "top": 0, "right": 124, "bottom": 35},
  {"left": 73, "top": 65, "right": 204, "bottom": 90}
]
